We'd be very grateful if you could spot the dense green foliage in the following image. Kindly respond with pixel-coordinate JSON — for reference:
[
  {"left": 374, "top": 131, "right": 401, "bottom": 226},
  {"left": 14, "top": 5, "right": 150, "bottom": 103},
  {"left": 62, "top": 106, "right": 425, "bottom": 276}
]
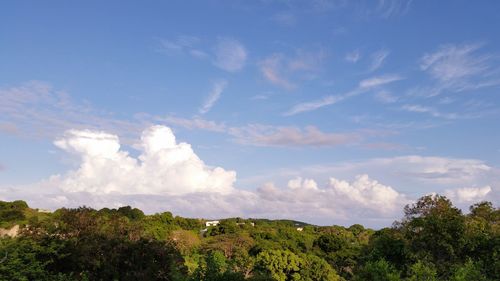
[{"left": 0, "top": 195, "right": 498, "bottom": 280}]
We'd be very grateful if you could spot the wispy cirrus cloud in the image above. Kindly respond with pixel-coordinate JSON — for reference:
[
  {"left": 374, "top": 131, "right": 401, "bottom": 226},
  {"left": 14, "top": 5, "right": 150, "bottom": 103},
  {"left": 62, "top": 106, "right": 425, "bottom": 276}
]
[
  {"left": 259, "top": 54, "right": 296, "bottom": 90},
  {"left": 213, "top": 38, "right": 247, "bottom": 72},
  {"left": 283, "top": 96, "right": 341, "bottom": 116},
  {"left": 375, "top": 0, "right": 413, "bottom": 18},
  {"left": 229, "top": 124, "right": 361, "bottom": 147},
  {"left": 284, "top": 74, "right": 403, "bottom": 115},
  {"left": 420, "top": 43, "right": 489, "bottom": 82},
  {"left": 401, "top": 104, "right": 459, "bottom": 119},
  {"left": 199, "top": 80, "right": 228, "bottom": 114},
  {"left": 401, "top": 103, "right": 491, "bottom": 120},
  {"left": 369, "top": 49, "right": 390, "bottom": 72},
  {"left": 159, "top": 35, "right": 208, "bottom": 58},
  {"left": 359, "top": 74, "right": 402, "bottom": 88},
  {"left": 259, "top": 49, "right": 327, "bottom": 90},
  {"left": 0, "top": 81, "right": 145, "bottom": 141},
  {"left": 416, "top": 43, "right": 500, "bottom": 96},
  {"left": 0, "top": 81, "right": 394, "bottom": 149},
  {"left": 159, "top": 36, "right": 247, "bottom": 72}
]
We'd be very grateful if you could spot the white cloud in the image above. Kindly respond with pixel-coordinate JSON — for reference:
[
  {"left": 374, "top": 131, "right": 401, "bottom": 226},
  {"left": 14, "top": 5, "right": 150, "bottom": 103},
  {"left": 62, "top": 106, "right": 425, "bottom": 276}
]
[
  {"left": 369, "top": 49, "right": 390, "bottom": 72},
  {"left": 284, "top": 95, "right": 341, "bottom": 116},
  {"left": 199, "top": 80, "right": 228, "bottom": 114},
  {"left": 287, "top": 177, "right": 318, "bottom": 190},
  {"left": 0, "top": 125, "right": 407, "bottom": 225},
  {"left": 284, "top": 74, "right": 403, "bottom": 115},
  {"left": 1, "top": 173, "right": 408, "bottom": 226},
  {"left": 50, "top": 125, "right": 236, "bottom": 195},
  {"left": 420, "top": 43, "right": 488, "bottom": 82},
  {"left": 3, "top": 128, "right": 497, "bottom": 227},
  {"left": 445, "top": 186, "right": 492, "bottom": 203},
  {"left": 213, "top": 38, "right": 247, "bottom": 72},
  {"left": 256, "top": 174, "right": 408, "bottom": 220},
  {"left": 239, "top": 155, "right": 496, "bottom": 195},
  {"left": 363, "top": 156, "right": 493, "bottom": 186},
  {"left": 359, "top": 74, "right": 403, "bottom": 88},
  {"left": 229, "top": 125, "right": 360, "bottom": 147},
  {"left": 416, "top": 43, "right": 500, "bottom": 97},
  {"left": 328, "top": 174, "right": 405, "bottom": 213}
]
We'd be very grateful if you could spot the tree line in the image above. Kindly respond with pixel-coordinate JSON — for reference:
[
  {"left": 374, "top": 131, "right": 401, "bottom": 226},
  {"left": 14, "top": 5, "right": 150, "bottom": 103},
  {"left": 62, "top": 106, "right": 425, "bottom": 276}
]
[{"left": 0, "top": 195, "right": 498, "bottom": 280}]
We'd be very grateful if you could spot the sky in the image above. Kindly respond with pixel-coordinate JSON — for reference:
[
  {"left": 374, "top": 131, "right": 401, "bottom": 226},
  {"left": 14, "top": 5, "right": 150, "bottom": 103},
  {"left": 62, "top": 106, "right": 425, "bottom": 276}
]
[{"left": 0, "top": 0, "right": 499, "bottom": 228}]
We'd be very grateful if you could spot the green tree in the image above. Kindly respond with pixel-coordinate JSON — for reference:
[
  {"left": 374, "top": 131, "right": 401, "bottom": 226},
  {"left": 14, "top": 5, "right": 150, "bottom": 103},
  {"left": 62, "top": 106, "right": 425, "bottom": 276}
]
[
  {"left": 300, "top": 254, "right": 341, "bottom": 281},
  {"left": 398, "top": 195, "right": 466, "bottom": 277},
  {"left": 464, "top": 201, "right": 500, "bottom": 279},
  {"left": 365, "top": 228, "right": 409, "bottom": 272},
  {"left": 406, "top": 261, "right": 437, "bottom": 281},
  {"left": 449, "top": 260, "right": 486, "bottom": 281},
  {"left": 354, "top": 259, "right": 400, "bottom": 281},
  {"left": 255, "top": 249, "right": 303, "bottom": 281},
  {"left": 314, "top": 233, "right": 358, "bottom": 279}
]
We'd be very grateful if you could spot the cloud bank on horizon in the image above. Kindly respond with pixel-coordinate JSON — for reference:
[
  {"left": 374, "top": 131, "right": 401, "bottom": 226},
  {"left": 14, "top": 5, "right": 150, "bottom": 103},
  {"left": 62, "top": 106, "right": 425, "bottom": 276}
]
[{"left": 1, "top": 125, "right": 496, "bottom": 227}]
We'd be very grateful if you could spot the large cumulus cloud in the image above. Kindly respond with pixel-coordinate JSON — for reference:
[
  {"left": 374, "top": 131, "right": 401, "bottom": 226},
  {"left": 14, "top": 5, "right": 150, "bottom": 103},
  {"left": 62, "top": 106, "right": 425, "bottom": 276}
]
[{"left": 51, "top": 125, "right": 236, "bottom": 195}]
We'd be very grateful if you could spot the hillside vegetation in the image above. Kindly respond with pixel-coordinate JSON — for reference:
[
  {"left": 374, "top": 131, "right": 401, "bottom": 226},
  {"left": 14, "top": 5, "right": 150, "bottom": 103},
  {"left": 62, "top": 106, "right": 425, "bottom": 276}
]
[{"left": 0, "top": 195, "right": 498, "bottom": 281}]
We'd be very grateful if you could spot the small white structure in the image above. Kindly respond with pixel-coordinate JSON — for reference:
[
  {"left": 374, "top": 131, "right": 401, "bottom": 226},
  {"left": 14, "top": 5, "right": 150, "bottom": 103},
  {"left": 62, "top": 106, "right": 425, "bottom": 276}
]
[
  {"left": 296, "top": 227, "right": 304, "bottom": 231},
  {"left": 0, "top": 225, "right": 20, "bottom": 237},
  {"left": 205, "top": 220, "right": 220, "bottom": 227},
  {"left": 37, "top": 208, "right": 52, "bottom": 213}
]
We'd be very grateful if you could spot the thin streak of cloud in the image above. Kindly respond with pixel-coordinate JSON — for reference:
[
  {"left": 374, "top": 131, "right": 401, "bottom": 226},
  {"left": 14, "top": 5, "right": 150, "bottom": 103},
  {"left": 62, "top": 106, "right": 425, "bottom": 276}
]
[
  {"left": 417, "top": 42, "right": 500, "bottom": 98},
  {"left": 369, "top": 49, "right": 390, "bottom": 72},
  {"left": 284, "top": 96, "right": 341, "bottom": 116},
  {"left": 284, "top": 74, "right": 403, "bottom": 116},
  {"left": 229, "top": 125, "right": 361, "bottom": 147},
  {"left": 376, "top": 0, "right": 413, "bottom": 18},
  {"left": 199, "top": 80, "right": 228, "bottom": 114},
  {"left": 359, "top": 74, "right": 403, "bottom": 88},
  {"left": 401, "top": 104, "right": 459, "bottom": 120}
]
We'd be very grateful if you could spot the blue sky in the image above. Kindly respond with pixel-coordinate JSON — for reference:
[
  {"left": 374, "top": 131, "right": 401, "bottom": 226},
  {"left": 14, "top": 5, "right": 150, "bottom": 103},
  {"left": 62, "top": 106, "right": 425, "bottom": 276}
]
[{"left": 1, "top": 0, "right": 499, "bottom": 227}]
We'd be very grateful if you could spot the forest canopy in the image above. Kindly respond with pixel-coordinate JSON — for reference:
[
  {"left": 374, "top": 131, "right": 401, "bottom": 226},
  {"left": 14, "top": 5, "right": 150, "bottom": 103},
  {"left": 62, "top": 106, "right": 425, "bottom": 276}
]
[{"left": 0, "top": 195, "right": 498, "bottom": 281}]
